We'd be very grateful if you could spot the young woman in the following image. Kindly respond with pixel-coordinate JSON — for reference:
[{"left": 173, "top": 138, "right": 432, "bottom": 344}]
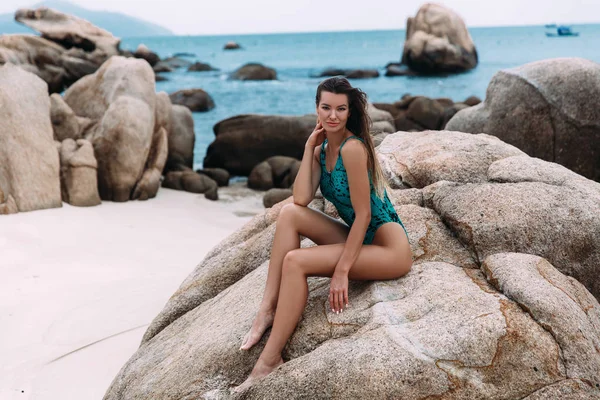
[{"left": 234, "top": 77, "right": 412, "bottom": 392}]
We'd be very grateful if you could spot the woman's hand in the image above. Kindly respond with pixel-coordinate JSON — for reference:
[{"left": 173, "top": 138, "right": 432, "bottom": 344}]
[
  {"left": 306, "top": 119, "right": 326, "bottom": 148},
  {"left": 329, "top": 270, "right": 349, "bottom": 313}
]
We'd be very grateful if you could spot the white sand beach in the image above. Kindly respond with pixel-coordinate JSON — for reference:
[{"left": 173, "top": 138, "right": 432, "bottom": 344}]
[{"left": 0, "top": 187, "right": 263, "bottom": 400}]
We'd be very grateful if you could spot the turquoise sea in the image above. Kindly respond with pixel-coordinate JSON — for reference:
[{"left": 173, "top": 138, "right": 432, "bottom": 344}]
[{"left": 120, "top": 25, "right": 600, "bottom": 170}]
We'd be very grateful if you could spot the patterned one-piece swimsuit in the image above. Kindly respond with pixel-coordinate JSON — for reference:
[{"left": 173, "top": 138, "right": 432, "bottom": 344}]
[{"left": 319, "top": 136, "right": 408, "bottom": 245}]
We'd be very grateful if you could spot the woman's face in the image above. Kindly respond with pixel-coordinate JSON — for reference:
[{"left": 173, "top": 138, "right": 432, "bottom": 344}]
[{"left": 317, "top": 91, "right": 350, "bottom": 134}]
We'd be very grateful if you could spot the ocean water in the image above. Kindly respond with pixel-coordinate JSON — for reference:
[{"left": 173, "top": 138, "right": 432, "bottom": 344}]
[{"left": 120, "top": 25, "right": 600, "bottom": 170}]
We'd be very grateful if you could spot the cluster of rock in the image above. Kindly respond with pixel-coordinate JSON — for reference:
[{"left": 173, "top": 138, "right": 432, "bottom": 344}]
[
  {"left": 373, "top": 94, "right": 481, "bottom": 132},
  {"left": 317, "top": 68, "right": 380, "bottom": 79},
  {"left": 104, "top": 129, "right": 600, "bottom": 399}
]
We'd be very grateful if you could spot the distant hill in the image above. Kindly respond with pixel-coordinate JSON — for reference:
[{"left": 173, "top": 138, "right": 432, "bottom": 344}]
[{"left": 0, "top": 0, "right": 173, "bottom": 37}]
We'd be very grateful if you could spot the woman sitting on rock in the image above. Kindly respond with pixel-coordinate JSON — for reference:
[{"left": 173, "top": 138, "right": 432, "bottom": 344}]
[{"left": 234, "top": 76, "right": 413, "bottom": 392}]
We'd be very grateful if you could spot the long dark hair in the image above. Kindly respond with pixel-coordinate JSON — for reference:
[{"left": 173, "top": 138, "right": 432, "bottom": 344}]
[{"left": 315, "top": 77, "right": 386, "bottom": 197}]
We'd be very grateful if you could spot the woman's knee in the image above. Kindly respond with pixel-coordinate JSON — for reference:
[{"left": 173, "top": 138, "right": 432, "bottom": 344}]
[{"left": 282, "top": 249, "right": 303, "bottom": 275}]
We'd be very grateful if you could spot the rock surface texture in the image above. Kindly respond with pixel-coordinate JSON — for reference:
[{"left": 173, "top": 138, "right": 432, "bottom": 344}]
[
  {"left": 104, "top": 130, "right": 600, "bottom": 399},
  {"left": 447, "top": 57, "right": 600, "bottom": 182}
]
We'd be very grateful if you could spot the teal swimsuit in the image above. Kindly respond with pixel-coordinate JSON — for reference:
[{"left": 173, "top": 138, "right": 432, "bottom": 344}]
[{"left": 319, "top": 136, "right": 408, "bottom": 245}]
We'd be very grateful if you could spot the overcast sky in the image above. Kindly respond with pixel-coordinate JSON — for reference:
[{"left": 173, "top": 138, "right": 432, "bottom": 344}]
[{"left": 1, "top": 0, "right": 600, "bottom": 35}]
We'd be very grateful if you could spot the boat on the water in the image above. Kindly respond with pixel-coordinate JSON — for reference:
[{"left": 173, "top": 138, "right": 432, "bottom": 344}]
[{"left": 546, "top": 25, "right": 580, "bottom": 37}]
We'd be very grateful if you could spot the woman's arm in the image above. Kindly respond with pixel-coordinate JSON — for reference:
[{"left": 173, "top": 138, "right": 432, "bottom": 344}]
[
  {"left": 334, "top": 139, "right": 371, "bottom": 273},
  {"left": 292, "top": 122, "right": 325, "bottom": 206}
]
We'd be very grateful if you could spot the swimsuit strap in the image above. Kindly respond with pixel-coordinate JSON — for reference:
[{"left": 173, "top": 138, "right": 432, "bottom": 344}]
[{"left": 340, "top": 135, "right": 364, "bottom": 150}]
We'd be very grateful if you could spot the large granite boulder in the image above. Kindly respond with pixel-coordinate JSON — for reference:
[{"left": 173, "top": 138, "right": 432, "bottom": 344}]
[
  {"left": 105, "top": 130, "right": 600, "bottom": 399},
  {"left": 57, "top": 138, "right": 101, "bottom": 206},
  {"left": 50, "top": 93, "right": 93, "bottom": 141},
  {"left": 0, "top": 34, "right": 97, "bottom": 93},
  {"left": 15, "top": 6, "right": 120, "bottom": 65},
  {"left": 62, "top": 56, "right": 163, "bottom": 202},
  {"left": 0, "top": 64, "right": 61, "bottom": 214},
  {"left": 446, "top": 57, "right": 600, "bottom": 182},
  {"left": 402, "top": 3, "right": 478, "bottom": 74}
]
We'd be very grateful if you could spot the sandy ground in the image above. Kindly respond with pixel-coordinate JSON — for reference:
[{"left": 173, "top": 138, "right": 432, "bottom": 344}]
[{"left": 0, "top": 186, "right": 264, "bottom": 400}]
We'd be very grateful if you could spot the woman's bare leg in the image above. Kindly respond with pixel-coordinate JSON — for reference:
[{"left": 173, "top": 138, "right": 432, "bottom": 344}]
[
  {"left": 240, "top": 203, "right": 349, "bottom": 350},
  {"left": 234, "top": 223, "right": 412, "bottom": 390}
]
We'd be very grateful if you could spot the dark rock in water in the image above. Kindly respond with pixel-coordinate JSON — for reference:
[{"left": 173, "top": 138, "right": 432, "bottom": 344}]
[
  {"left": 162, "top": 170, "right": 218, "bottom": 200},
  {"left": 263, "top": 188, "right": 293, "bottom": 208},
  {"left": 204, "top": 114, "right": 315, "bottom": 176},
  {"left": 248, "top": 156, "right": 301, "bottom": 190},
  {"left": 231, "top": 63, "right": 277, "bottom": 80},
  {"left": 385, "top": 64, "right": 417, "bottom": 77},
  {"left": 402, "top": 3, "right": 478, "bottom": 73},
  {"left": 187, "top": 62, "right": 218, "bottom": 72},
  {"left": 318, "top": 68, "right": 350, "bottom": 77},
  {"left": 346, "top": 69, "right": 380, "bottom": 79},
  {"left": 153, "top": 64, "right": 173, "bottom": 73},
  {"left": 133, "top": 44, "right": 160, "bottom": 67},
  {"left": 406, "top": 97, "right": 445, "bottom": 130},
  {"left": 169, "top": 89, "right": 215, "bottom": 112},
  {"left": 447, "top": 57, "right": 600, "bottom": 181},
  {"left": 157, "top": 56, "right": 192, "bottom": 69},
  {"left": 155, "top": 74, "right": 168, "bottom": 82},
  {"left": 196, "top": 168, "right": 230, "bottom": 187},
  {"left": 173, "top": 52, "right": 196, "bottom": 57},
  {"left": 223, "top": 41, "right": 241, "bottom": 50}
]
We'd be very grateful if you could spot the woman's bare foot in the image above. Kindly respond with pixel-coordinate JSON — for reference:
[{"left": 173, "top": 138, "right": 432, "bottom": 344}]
[
  {"left": 232, "top": 354, "right": 284, "bottom": 393},
  {"left": 239, "top": 308, "right": 275, "bottom": 350}
]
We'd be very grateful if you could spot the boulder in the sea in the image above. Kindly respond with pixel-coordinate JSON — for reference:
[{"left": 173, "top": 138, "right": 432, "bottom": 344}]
[
  {"left": 169, "top": 88, "right": 215, "bottom": 112},
  {"left": 154, "top": 56, "right": 191, "bottom": 71},
  {"left": 0, "top": 63, "right": 61, "bottom": 214},
  {"left": 402, "top": 3, "right": 478, "bottom": 74},
  {"left": 447, "top": 57, "right": 600, "bottom": 181},
  {"left": 231, "top": 63, "right": 277, "bottom": 80},
  {"left": 57, "top": 138, "right": 101, "bottom": 207},
  {"left": 105, "top": 132, "right": 600, "bottom": 399},
  {"left": 133, "top": 44, "right": 160, "bottom": 67},
  {"left": 345, "top": 69, "right": 380, "bottom": 79},
  {"left": 223, "top": 41, "right": 241, "bottom": 50},
  {"left": 263, "top": 188, "right": 293, "bottom": 208},
  {"left": 248, "top": 156, "right": 301, "bottom": 190},
  {"left": 187, "top": 62, "right": 218, "bottom": 72}
]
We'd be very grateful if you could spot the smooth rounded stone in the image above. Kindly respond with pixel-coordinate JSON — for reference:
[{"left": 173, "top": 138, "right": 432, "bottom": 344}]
[
  {"left": 263, "top": 188, "right": 293, "bottom": 208},
  {"left": 446, "top": 58, "right": 600, "bottom": 181},
  {"left": 162, "top": 170, "right": 218, "bottom": 200},
  {"left": 187, "top": 62, "right": 218, "bottom": 72},
  {"left": 15, "top": 6, "right": 120, "bottom": 66},
  {"left": 169, "top": 88, "right": 215, "bottom": 112},
  {"left": 482, "top": 253, "right": 600, "bottom": 387},
  {"left": 58, "top": 138, "right": 101, "bottom": 206},
  {"left": 385, "top": 64, "right": 417, "bottom": 77},
  {"left": 406, "top": 96, "right": 446, "bottom": 129},
  {"left": 204, "top": 114, "right": 316, "bottom": 176},
  {"left": 154, "top": 74, "right": 168, "bottom": 82},
  {"left": 155, "top": 56, "right": 191, "bottom": 70},
  {"left": 376, "top": 131, "right": 524, "bottom": 188},
  {"left": 346, "top": 69, "right": 380, "bottom": 79},
  {"left": 248, "top": 156, "right": 301, "bottom": 190},
  {"left": 367, "top": 102, "right": 394, "bottom": 125},
  {"left": 107, "top": 260, "right": 567, "bottom": 399},
  {"left": 317, "top": 68, "right": 349, "bottom": 77},
  {"left": 133, "top": 44, "right": 159, "bottom": 67},
  {"left": 402, "top": 3, "right": 478, "bottom": 73},
  {"left": 196, "top": 168, "right": 230, "bottom": 187},
  {"left": 440, "top": 102, "right": 469, "bottom": 129},
  {"left": 49, "top": 93, "right": 93, "bottom": 141},
  {"left": 464, "top": 95, "right": 482, "bottom": 106},
  {"left": 231, "top": 63, "right": 277, "bottom": 80},
  {"left": 223, "top": 41, "right": 241, "bottom": 50},
  {"left": 153, "top": 64, "right": 172, "bottom": 73},
  {"left": 522, "top": 379, "right": 600, "bottom": 399},
  {"left": 165, "top": 104, "right": 195, "bottom": 172},
  {"left": 0, "top": 64, "right": 61, "bottom": 214},
  {"left": 429, "top": 181, "right": 600, "bottom": 300},
  {"left": 64, "top": 56, "right": 158, "bottom": 202},
  {"left": 371, "top": 121, "right": 394, "bottom": 135}
]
